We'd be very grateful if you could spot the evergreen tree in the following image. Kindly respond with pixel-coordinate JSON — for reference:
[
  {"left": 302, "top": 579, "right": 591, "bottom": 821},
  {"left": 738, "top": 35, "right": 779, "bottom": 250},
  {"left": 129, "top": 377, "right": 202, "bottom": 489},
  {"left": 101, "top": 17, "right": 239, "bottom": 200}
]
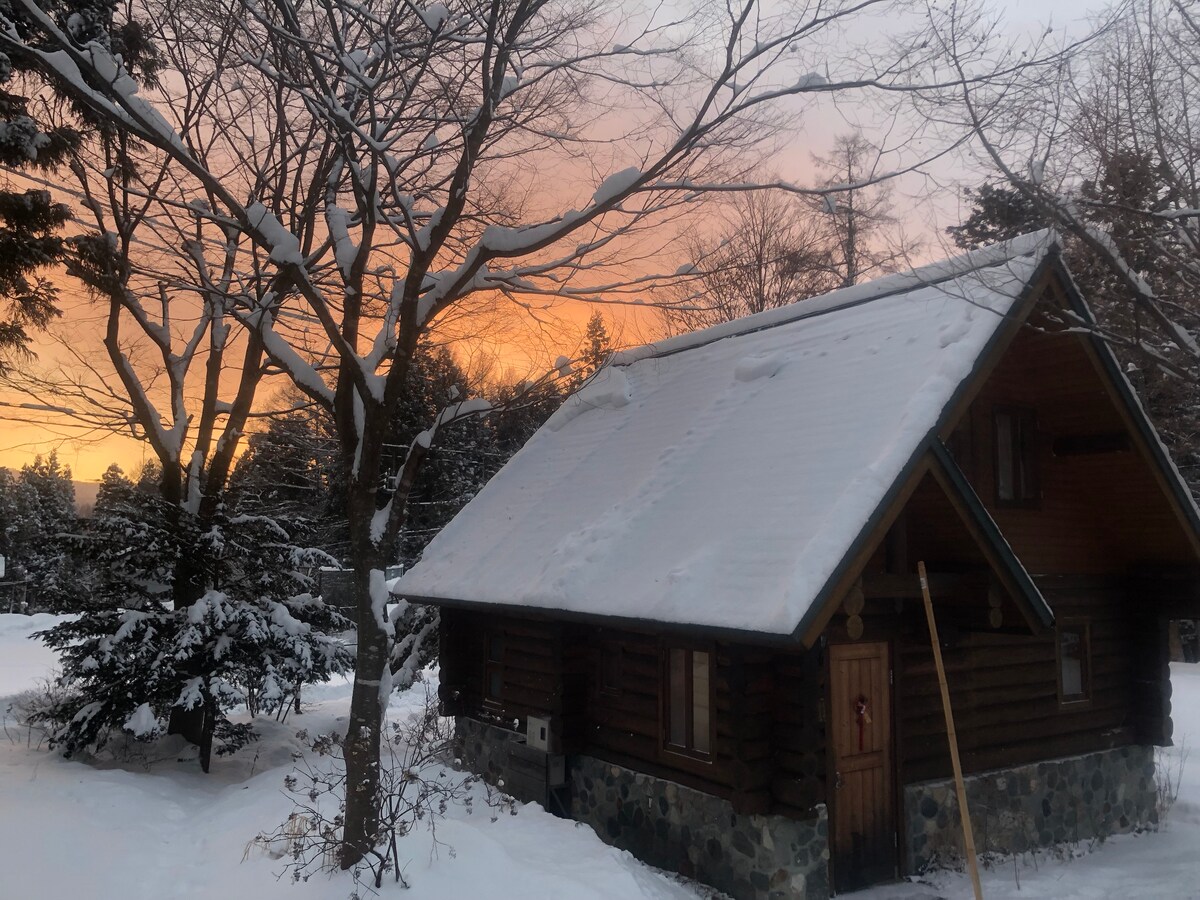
[
  {"left": 83, "top": 463, "right": 176, "bottom": 610},
  {"left": 228, "top": 403, "right": 344, "bottom": 551},
  {"left": 0, "top": 452, "right": 78, "bottom": 609},
  {"left": 576, "top": 311, "right": 612, "bottom": 385},
  {"left": 0, "top": 466, "right": 41, "bottom": 580},
  {"left": 0, "top": 0, "right": 161, "bottom": 371},
  {"left": 19, "top": 452, "right": 77, "bottom": 610},
  {"left": 947, "top": 183, "right": 1048, "bottom": 250},
  {"left": 36, "top": 499, "right": 353, "bottom": 764}
]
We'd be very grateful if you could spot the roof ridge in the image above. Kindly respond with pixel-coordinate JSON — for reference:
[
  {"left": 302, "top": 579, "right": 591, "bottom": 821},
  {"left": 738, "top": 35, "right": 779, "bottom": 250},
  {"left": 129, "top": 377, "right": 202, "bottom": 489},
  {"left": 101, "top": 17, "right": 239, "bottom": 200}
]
[{"left": 611, "top": 229, "right": 1057, "bottom": 367}]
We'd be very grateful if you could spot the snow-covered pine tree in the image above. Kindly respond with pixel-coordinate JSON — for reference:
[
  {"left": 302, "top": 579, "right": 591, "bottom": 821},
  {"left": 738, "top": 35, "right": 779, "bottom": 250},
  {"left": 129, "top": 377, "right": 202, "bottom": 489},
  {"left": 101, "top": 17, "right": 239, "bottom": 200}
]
[
  {"left": 575, "top": 311, "right": 612, "bottom": 386},
  {"left": 17, "top": 451, "right": 77, "bottom": 610},
  {"left": 0, "top": 453, "right": 79, "bottom": 610},
  {"left": 0, "top": 0, "right": 161, "bottom": 370},
  {"left": 35, "top": 493, "right": 352, "bottom": 767}
]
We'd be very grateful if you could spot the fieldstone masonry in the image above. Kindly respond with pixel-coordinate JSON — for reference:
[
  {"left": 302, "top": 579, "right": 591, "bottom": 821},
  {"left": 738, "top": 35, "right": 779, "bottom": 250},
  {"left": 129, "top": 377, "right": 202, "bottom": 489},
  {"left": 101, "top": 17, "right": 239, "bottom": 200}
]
[
  {"left": 903, "top": 745, "right": 1158, "bottom": 872},
  {"left": 454, "top": 715, "right": 529, "bottom": 791},
  {"left": 456, "top": 718, "right": 1159, "bottom": 897},
  {"left": 454, "top": 717, "right": 829, "bottom": 899},
  {"left": 569, "top": 755, "right": 829, "bottom": 900}
]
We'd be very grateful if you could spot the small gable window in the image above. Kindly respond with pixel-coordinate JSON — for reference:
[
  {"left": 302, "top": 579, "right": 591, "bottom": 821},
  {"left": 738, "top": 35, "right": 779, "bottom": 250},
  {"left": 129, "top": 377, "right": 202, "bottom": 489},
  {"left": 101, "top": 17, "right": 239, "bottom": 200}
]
[
  {"left": 1057, "top": 622, "right": 1091, "bottom": 705},
  {"left": 665, "top": 648, "right": 712, "bottom": 757},
  {"left": 994, "top": 407, "right": 1039, "bottom": 506}
]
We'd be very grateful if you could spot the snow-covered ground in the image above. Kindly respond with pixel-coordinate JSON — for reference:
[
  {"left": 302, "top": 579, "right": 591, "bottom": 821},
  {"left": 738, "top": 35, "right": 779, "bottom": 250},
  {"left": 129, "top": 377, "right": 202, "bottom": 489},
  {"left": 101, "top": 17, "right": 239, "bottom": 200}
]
[{"left": 1, "top": 612, "right": 1197, "bottom": 900}]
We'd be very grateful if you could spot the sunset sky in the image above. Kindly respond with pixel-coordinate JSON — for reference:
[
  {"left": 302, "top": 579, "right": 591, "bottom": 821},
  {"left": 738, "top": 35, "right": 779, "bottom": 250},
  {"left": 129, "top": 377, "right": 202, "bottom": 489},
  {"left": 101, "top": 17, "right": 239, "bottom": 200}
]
[{"left": 0, "top": 0, "right": 1110, "bottom": 484}]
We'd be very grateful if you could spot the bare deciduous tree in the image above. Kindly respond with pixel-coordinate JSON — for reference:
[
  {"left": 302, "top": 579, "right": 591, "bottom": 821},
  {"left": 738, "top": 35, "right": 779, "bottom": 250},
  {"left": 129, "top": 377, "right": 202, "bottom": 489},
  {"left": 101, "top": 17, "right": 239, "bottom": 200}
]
[
  {"left": 659, "top": 189, "right": 836, "bottom": 334},
  {"left": 0, "top": 0, "right": 1045, "bottom": 868},
  {"left": 929, "top": 0, "right": 1200, "bottom": 374},
  {"left": 813, "top": 131, "right": 920, "bottom": 288}
]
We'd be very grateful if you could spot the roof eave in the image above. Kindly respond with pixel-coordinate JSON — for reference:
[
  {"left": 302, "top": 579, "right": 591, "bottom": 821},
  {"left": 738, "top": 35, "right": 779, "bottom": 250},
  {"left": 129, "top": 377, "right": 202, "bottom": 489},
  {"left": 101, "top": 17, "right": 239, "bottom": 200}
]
[
  {"left": 401, "top": 591, "right": 810, "bottom": 647},
  {"left": 928, "top": 440, "right": 1055, "bottom": 632},
  {"left": 791, "top": 250, "right": 1058, "bottom": 646}
]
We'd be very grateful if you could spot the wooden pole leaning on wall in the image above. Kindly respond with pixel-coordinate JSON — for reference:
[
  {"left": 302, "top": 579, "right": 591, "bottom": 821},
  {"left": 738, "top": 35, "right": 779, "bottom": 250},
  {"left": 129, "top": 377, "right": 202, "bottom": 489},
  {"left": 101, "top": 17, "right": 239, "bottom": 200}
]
[{"left": 918, "top": 560, "right": 984, "bottom": 900}]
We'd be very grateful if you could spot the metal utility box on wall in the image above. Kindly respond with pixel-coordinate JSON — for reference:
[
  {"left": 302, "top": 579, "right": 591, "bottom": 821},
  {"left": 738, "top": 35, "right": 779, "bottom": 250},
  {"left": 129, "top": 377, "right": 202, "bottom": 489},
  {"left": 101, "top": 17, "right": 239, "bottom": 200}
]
[{"left": 526, "top": 715, "right": 552, "bottom": 752}]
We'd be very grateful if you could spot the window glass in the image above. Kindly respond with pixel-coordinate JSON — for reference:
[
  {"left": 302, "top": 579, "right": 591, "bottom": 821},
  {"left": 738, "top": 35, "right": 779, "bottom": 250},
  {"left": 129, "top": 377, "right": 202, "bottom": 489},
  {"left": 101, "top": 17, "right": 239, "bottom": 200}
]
[
  {"left": 996, "top": 412, "right": 1015, "bottom": 501},
  {"left": 995, "top": 407, "right": 1038, "bottom": 504},
  {"left": 487, "top": 635, "right": 505, "bottom": 663},
  {"left": 692, "top": 651, "right": 711, "bottom": 754},
  {"left": 1059, "top": 625, "right": 1088, "bottom": 701},
  {"left": 485, "top": 633, "right": 504, "bottom": 701},
  {"left": 668, "top": 648, "right": 688, "bottom": 747}
]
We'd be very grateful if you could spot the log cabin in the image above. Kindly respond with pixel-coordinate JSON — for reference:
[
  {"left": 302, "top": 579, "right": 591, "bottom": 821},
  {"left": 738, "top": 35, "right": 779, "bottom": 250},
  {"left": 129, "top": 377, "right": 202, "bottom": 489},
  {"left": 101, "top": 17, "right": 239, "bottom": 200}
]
[{"left": 395, "top": 232, "right": 1200, "bottom": 899}]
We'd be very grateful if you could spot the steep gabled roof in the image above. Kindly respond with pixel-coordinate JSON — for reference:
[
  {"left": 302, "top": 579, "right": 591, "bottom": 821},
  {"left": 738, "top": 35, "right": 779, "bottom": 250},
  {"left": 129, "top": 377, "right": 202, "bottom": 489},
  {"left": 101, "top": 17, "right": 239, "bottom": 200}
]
[{"left": 397, "top": 233, "right": 1062, "bottom": 639}]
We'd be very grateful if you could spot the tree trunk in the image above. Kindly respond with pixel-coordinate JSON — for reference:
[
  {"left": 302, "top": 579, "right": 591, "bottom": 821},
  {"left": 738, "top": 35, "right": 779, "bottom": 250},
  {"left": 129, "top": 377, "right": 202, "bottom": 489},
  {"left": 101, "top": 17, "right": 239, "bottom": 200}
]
[
  {"left": 340, "top": 494, "right": 391, "bottom": 869},
  {"left": 165, "top": 498, "right": 217, "bottom": 770}
]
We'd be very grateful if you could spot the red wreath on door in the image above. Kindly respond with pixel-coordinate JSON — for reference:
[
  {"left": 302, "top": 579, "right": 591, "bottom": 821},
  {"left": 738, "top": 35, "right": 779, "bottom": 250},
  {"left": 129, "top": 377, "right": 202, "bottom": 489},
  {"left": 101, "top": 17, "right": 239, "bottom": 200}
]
[{"left": 855, "top": 694, "right": 872, "bottom": 751}]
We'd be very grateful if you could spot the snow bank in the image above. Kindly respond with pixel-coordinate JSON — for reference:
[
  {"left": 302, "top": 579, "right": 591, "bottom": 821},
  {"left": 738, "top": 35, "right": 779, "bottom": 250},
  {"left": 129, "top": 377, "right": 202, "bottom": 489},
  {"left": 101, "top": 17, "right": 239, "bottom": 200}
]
[
  {"left": 0, "top": 617, "right": 703, "bottom": 900},
  {"left": 2, "top": 620, "right": 1200, "bottom": 899},
  {"left": 0, "top": 613, "right": 71, "bottom": 697}
]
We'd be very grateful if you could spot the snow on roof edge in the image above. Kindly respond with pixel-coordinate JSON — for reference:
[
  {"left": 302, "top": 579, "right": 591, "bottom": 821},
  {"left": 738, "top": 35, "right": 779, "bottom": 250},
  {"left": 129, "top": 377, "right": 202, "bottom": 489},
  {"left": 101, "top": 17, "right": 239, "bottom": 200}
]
[{"left": 612, "top": 229, "right": 1057, "bottom": 368}]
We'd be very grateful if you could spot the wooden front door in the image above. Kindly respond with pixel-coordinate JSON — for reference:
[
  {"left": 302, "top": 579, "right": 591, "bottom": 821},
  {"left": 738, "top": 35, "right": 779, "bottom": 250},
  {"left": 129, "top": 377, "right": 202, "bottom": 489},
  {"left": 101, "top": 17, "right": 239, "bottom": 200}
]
[{"left": 829, "top": 641, "right": 895, "bottom": 892}]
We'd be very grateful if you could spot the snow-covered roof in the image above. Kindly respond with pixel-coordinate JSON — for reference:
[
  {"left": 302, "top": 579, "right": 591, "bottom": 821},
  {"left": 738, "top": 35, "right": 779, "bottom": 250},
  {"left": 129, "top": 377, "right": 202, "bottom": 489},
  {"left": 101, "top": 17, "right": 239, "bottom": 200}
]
[{"left": 397, "top": 232, "right": 1056, "bottom": 636}]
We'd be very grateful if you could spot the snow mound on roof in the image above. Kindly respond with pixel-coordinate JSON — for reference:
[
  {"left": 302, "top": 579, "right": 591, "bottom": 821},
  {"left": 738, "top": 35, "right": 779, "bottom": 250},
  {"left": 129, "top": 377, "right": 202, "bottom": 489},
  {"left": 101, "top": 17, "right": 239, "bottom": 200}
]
[
  {"left": 397, "top": 234, "right": 1055, "bottom": 634},
  {"left": 546, "top": 367, "right": 632, "bottom": 431},
  {"left": 734, "top": 352, "right": 785, "bottom": 382}
]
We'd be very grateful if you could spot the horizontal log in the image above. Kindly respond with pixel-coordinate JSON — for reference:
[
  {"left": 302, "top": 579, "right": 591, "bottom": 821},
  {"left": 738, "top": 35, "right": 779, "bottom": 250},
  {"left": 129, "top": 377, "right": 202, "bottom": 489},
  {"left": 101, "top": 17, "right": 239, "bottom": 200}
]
[
  {"left": 590, "top": 705, "right": 658, "bottom": 739},
  {"left": 729, "top": 757, "right": 775, "bottom": 793},
  {"left": 906, "top": 724, "right": 1136, "bottom": 776},
  {"left": 771, "top": 776, "right": 823, "bottom": 811},
  {"left": 775, "top": 747, "right": 825, "bottom": 775},
  {"left": 587, "top": 723, "right": 661, "bottom": 762},
  {"left": 499, "top": 682, "right": 559, "bottom": 714},
  {"left": 730, "top": 789, "right": 773, "bottom": 815},
  {"left": 593, "top": 688, "right": 658, "bottom": 718},
  {"left": 1052, "top": 432, "right": 1133, "bottom": 457}
]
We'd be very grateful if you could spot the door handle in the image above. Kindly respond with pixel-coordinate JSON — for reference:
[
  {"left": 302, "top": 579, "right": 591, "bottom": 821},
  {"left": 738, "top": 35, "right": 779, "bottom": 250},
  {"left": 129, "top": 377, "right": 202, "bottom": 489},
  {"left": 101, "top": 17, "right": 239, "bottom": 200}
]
[{"left": 835, "top": 770, "right": 844, "bottom": 790}]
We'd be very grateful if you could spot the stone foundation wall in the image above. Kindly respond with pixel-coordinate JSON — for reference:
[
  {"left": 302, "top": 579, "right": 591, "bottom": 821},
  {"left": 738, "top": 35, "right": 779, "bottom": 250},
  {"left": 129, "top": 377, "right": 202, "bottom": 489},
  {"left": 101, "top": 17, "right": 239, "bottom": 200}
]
[
  {"left": 454, "top": 717, "right": 830, "bottom": 900},
  {"left": 454, "top": 715, "right": 526, "bottom": 787},
  {"left": 568, "top": 757, "right": 828, "bottom": 900},
  {"left": 456, "top": 717, "right": 1157, "bottom": 897},
  {"left": 903, "top": 745, "right": 1158, "bottom": 872}
]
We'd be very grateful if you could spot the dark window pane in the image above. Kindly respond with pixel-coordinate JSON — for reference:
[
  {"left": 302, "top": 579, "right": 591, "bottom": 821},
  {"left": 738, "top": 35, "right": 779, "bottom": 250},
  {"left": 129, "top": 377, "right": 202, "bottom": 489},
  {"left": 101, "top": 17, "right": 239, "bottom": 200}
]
[
  {"left": 692, "top": 651, "right": 710, "bottom": 754},
  {"left": 1014, "top": 416, "right": 1030, "bottom": 498},
  {"left": 488, "top": 669, "right": 502, "bottom": 699},
  {"left": 1060, "top": 627, "right": 1085, "bottom": 698},
  {"left": 669, "top": 648, "right": 687, "bottom": 747},
  {"left": 487, "top": 635, "right": 505, "bottom": 663},
  {"left": 996, "top": 412, "right": 1014, "bottom": 501}
]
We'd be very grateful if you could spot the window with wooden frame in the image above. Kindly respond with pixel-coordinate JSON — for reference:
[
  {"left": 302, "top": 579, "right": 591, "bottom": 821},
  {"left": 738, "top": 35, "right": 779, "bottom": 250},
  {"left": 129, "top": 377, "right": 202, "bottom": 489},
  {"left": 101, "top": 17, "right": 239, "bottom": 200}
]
[
  {"left": 664, "top": 647, "right": 713, "bottom": 758},
  {"left": 1056, "top": 621, "right": 1092, "bottom": 706},
  {"left": 994, "top": 406, "right": 1039, "bottom": 506},
  {"left": 483, "top": 632, "right": 506, "bottom": 705}
]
